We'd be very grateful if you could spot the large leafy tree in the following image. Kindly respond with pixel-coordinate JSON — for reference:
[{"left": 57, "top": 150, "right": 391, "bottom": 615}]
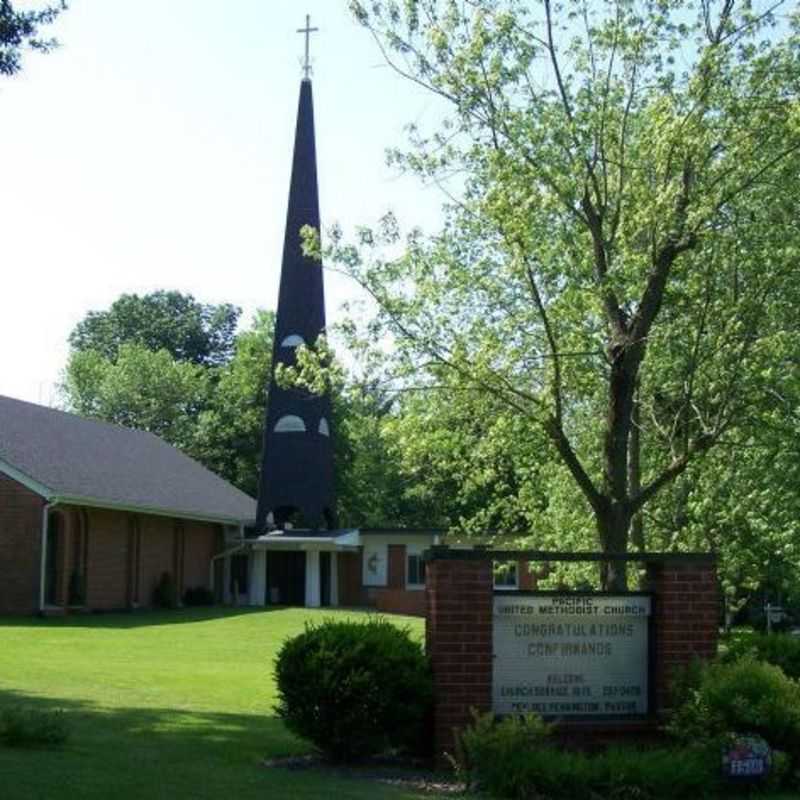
[
  {"left": 64, "top": 343, "right": 211, "bottom": 451},
  {"left": 69, "top": 291, "right": 241, "bottom": 368},
  {"left": 327, "top": 0, "right": 800, "bottom": 587},
  {"left": 0, "top": 0, "right": 65, "bottom": 77}
]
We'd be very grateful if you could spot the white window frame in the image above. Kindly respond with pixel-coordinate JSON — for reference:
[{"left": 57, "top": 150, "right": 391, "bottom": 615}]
[
  {"left": 406, "top": 544, "right": 426, "bottom": 590},
  {"left": 493, "top": 560, "right": 519, "bottom": 590}
]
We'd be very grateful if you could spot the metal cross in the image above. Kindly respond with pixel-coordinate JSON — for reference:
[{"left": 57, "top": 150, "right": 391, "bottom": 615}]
[{"left": 297, "top": 14, "right": 319, "bottom": 79}]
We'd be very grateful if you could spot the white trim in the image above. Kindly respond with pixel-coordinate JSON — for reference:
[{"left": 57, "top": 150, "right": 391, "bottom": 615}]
[
  {"left": 39, "top": 502, "right": 54, "bottom": 612},
  {"left": 0, "top": 458, "right": 52, "bottom": 499},
  {"left": 405, "top": 543, "right": 426, "bottom": 590},
  {"left": 305, "top": 550, "right": 321, "bottom": 607}
]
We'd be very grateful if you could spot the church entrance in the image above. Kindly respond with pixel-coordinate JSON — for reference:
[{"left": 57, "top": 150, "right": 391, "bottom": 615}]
[
  {"left": 266, "top": 551, "right": 306, "bottom": 606},
  {"left": 319, "top": 551, "right": 331, "bottom": 607}
]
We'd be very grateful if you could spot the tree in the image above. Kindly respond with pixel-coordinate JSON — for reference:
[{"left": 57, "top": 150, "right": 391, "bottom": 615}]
[
  {"left": 323, "top": 0, "right": 800, "bottom": 588},
  {"left": 69, "top": 291, "right": 241, "bottom": 368},
  {"left": 191, "top": 310, "right": 274, "bottom": 497},
  {"left": 0, "top": 1, "right": 66, "bottom": 77},
  {"left": 64, "top": 343, "right": 210, "bottom": 450}
]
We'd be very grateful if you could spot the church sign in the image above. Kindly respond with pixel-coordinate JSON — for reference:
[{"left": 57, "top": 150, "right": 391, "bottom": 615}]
[{"left": 492, "top": 593, "right": 652, "bottom": 717}]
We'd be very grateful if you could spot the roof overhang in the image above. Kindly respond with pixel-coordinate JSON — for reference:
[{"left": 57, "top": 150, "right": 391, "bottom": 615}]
[
  {"left": 0, "top": 458, "right": 52, "bottom": 499},
  {"left": 248, "top": 529, "right": 360, "bottom": 551},
  {"left": 0, "top": 460, "right": 250, "bottom": 525},
  {"left": 49, "top": 495, "right": 249, "bottom": 526}
]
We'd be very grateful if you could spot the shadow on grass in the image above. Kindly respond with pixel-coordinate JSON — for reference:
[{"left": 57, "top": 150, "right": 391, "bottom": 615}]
[
  {"left": 0, "top": 605, "right": 289, "bottom": 630},
  {"left": 0, "top": 687, "right": 311, "bottom": 799}
]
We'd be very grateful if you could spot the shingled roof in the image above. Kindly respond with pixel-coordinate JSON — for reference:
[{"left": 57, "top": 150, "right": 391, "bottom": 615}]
[{"left": 0, "top": 395, "right": 256, "bottom": 524}]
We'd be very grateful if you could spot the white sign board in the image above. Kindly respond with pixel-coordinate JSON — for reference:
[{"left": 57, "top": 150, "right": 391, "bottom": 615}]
[
  {"left": 362, "top": 543, "right": 388, "bottom": 587},
  {"left": 493, "top": 594, "right": 651, "bottom": 717}
]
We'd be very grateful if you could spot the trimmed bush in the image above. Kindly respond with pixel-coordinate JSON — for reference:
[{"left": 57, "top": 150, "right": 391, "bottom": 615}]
[
  {"left": 182, "top": 586, "right": 214, "bottom": 606},
  {"left": 274, "top": 617, "right": 432, "bottom": 762},
  {"left": 152, "top": 572, "right": 176, "bottom": 608},
  {"left": 668, "top": 656, "right": 800, "bottom": 757},
  {"left": 0, "top": 707, "right": 70, "bottom": 748},
  {"left": 456, "top": 711, "right": 718, "bottom": 799}
]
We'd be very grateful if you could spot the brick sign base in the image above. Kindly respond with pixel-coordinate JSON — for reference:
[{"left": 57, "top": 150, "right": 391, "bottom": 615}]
[{"left": 424, "top": 549, "right": 719, "bottom": 757}]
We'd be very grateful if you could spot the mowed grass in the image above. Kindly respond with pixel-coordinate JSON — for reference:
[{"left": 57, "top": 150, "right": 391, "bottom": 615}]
[{"left": 0, "top": 607, "right": 434, "bottom": 800}]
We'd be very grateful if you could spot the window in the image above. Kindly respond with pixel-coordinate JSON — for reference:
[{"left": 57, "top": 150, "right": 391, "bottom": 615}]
[
  {"left": 274, "top": 415, "right": 306, "bottom": 433},
  {"left": 493, "top": 561, "right": 518, "bottom": 589},
  {"left": 281, "top": 334, "right": 305, "bottom": 348},
  {"left": 407, "top": 553, "right": 426, "bottom": 588},
  {"left": 318, "top": 417, "right": 330, "bottom": 437}
]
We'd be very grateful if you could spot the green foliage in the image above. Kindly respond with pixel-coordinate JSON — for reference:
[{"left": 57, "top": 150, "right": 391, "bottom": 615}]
[
  {"left": 274, "top": 617, "right": 433, "bottom": 762},
  {"left": 69, "top": 291, "right": 240, "bottom": 368},
  {"left": 0, "top": 707, "right": 69, "bottom": 748},
  {"left": 64, "top": 344, "right": 210, "bottom": 450},
  {"left": 0, "top": 1, "right": 66, "bottom": 77},
  {"left": 456, "top": 711, "right": 717, "bottom": 799},
  {"left": 722, "top": 634, "right": 800, "bottom": 683},
  {"left": 668, "top": 657, "right": 800, "bottom": 756},
  {"left": 329, "top": 0, "right": 800, "bottom": 587},
  {"left": 152, "top": 572, "right": 176, "bottom": 609},
  {"left": 190, "top": 310, "right": 274, "bottom": 497}
]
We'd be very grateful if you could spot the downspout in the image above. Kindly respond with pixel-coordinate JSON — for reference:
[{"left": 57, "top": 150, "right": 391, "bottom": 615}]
[
  {"left": 38, "top": 502, "right": 54, "bottom": 612},
  {"left": 209, "top": 527, "right": 249, "bottom": 600}
]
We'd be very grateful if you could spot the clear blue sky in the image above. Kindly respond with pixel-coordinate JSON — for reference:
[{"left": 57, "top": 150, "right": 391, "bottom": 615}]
[{"left": 0, "top": 0, "right": 447, "bottom": 404}]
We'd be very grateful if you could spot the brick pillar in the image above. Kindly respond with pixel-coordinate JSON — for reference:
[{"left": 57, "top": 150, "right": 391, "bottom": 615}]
[
  {"left": 647, "top": 560, "right": 719, "bottom": 713},
  {"left": 426, "top": 557, "right": 493, "bottom": 757}
]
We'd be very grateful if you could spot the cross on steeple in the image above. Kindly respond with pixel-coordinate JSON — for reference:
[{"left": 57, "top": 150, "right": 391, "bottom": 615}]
[{"left": 297, "top": 14, "right": 319, "bottom": 80}]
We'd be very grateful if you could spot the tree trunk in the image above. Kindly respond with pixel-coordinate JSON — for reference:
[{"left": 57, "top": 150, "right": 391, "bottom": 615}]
[
  {"left": 596, "top": 502, "right": 631, "bottom": 591},
  {"left": 629, "top": 388, "right": 645, "bottom": 550}
]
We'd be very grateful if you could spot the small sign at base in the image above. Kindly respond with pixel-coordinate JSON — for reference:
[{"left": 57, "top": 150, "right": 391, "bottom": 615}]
[{"left": 722, "top": 735, "right": 771, "bottom": 781}]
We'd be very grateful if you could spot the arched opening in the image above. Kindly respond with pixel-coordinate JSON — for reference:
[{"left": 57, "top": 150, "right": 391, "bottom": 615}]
[
  {"left": 44, "top": 511, "right": 61, "bottom": 606},
  {"left": 318, "top": 417, "right": 330, "bottom": 437},
  {"left": 274, "top": 415, "right": 306, "bottom": 433},
  {"left": 280, "top": 334, "right": 306, "bottom": 348}
]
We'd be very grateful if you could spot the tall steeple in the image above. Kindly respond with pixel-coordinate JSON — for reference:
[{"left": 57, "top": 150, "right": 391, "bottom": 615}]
[{"left": 255, "top": 74, "right": 335, "bottom": 532}]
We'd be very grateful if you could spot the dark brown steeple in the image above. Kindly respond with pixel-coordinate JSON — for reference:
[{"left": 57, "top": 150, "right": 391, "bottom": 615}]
[{"left": 255, "top": 77, "right": 335, "bottom": 531}]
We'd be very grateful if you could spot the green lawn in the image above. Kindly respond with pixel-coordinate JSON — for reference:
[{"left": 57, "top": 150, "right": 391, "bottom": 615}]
[{"left": 0, "top": 607, "right": 438, "bottom": 800}]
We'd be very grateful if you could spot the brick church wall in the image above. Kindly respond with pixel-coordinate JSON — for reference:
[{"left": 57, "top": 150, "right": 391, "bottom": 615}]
[
  {"left": 85, "top": 508, "right": 130, "bottom": 610},
  {"left": 182, "top": 520, "right": 219, "bottom": 592},
  {"left": 0, "top": 473, "right": 45, "bottom": 614},
  {"left": 0, "top": 470, "right": 223, "bottom": 615}
]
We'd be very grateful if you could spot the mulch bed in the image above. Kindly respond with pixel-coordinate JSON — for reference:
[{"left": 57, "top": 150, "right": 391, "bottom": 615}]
[{"left": 263, "top": 753, "right": 466, "bottom": 794}]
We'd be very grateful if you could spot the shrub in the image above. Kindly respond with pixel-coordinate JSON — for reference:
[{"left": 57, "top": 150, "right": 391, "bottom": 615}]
[
  {"left": 274, "top": 617, "right": 432, "bottom": 762},
  {"left": 455, "top": 711, "right": 717, "bottom": 799},
  {"left": 455, "top": 711, "right": 554, "bottom": 790},
  {"left": 668, "top": 656, "right": 800, "bottom": 757},
  {"left": 722, "top": 631, "right": 800, "bottom": 681},
  {"left": 182, "top": 586, "right": 214, "bottom": 606},
  {"left": 152, "top": 572, "right": 176, "bottom": 608},
  {"left": 0, "top": 707, "right": 70, "bottom": 748}
]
